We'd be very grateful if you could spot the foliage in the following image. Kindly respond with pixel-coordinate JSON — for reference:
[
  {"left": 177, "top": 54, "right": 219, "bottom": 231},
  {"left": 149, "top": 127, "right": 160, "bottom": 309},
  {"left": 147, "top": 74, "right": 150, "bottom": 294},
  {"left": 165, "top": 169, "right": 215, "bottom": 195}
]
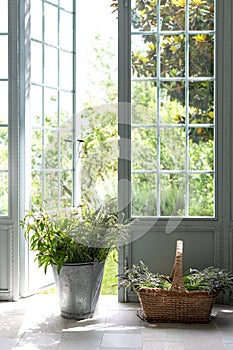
[
  {"left": 183, "top": 267, "right": 233, "bottom": 293},
  {"left": 26, "top": 3, "right": 215, "bottom": 218},
  {"left": 112, "top": 0, "right": 214, "bottom": 142},
  {"left": 101, "top": 249, "right": 118, "bottom": 295},
  {"left": 21, "top": 203, "right": 133, "bottom": 273},
  {"left": 80, "top": 105, "right": 118, "bottom": 209},
  {"left": 119, "top": 261, "right": 233, "bottom": 294}
]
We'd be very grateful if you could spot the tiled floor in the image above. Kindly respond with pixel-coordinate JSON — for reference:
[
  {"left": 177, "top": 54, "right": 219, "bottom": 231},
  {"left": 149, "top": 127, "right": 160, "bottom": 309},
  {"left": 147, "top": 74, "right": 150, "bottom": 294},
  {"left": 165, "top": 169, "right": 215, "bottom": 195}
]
[{"left": 1, "top": 293, "right": 233, "bottom": 349}]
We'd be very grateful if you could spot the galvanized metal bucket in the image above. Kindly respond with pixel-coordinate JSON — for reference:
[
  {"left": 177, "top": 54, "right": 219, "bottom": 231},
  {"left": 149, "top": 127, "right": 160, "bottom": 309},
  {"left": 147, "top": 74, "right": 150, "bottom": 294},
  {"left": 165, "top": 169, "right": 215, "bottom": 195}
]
[{"left": 52, "top": 260, "right": 105, "bottom": 320}]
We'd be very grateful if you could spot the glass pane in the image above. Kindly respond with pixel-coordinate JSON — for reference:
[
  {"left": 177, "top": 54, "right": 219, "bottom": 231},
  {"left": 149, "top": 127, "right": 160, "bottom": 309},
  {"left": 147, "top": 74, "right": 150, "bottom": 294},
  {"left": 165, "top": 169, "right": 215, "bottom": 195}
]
[
  {"left": 47, "top": 0, "right": 58, "bottom": 5},
  {"left": 60, "top": 0, "right": 73, "bottom": 11},
  {"left": 31, "top": 85, "right": 42, "bottom": 126},
  {"left": 0, "top": 0, "right": 8, "bottom": 32},
  {"left": 31, "top": 0, "right": 42, "bottom": 40},
  {"left": 131, "top": 0, "right": 157, "bottom": 32},
  {"left": 44, "top": 172, "right": 59, "bottom": 209},
  {"left": 0, "top": 172, "right": 8, "bottom": 215},
  {"left": 44, "top": 88, "right": 58, "bottom": 127},
  {"left": 131, "top": 34, "right": 157, "bottom": 78},
  {"left": 31, "top": 172, "right": 43, "bottom": 210},
  {"left": 161, "top": 0, "right": 185, "bottom": 31},
  {"left": 32, "top": 129, "right": 43, "bottom": 169},
  {"left": 0, "top": 127, "right": 8, "bottom": 169},
  {"left": 189, "top": 35, "right": 214, "bottom": 77},
  {"left": 0, "top": 82, "right": 8, "bottom": 123},
  {"left": 189, "top": 131, "right": 214, "bottom": 171},
  {"left": 189, "top": 81, "right": 214, "bottom": 124},
  {"left": 44, "top": 3, "right": 58, "bottom": 46},
  {"left": 189, "top": 125, "right": 213, "bottom": 145},
  {"left": 160, "top": 128, "right": 186, "bottom": 170},
  {"left": 44, "top": 46, "right": 58, "bottom": 87},
  {"left": 60, "top": 171, "right": 72, "bottom": 207},
  {"left": 132, "top": 173, "right": 157, "bottom": 216},
  {"left": 189, "top": 174, "right": 214, "bottom": 216},
  {"left": 160, "top": 35, "right": 185, "bottom": 78},
  {"left": 60, "top": 11, "right": 73, "bottom": 51},
  {"left": 189, "top": 0, "right": 214, "bottom": 31},
  {"left": 60, "top": 91, "right": 73, "bottom": 123},
  {"left": 31, "top": 41, "right": 42, "bottom": 83},
  {"left": 132, "top": 81, "right": 157, "bottom": 124},
  {"left": 132, "top": 127, "right": 157, "bottom": 170},
  {"left": 60, "top": 130, "right": 73, "bottom": 169},
  {"left": 0, "top": 36, "right": 8, "bottom": 79},
  {"left": 0, "top": 127, "right": 8, "bottom": 170},
  {"left": 60, "top": 51, "right": 73, "bottom": 90},
  {"left": 44, "top": 130, "right": 58, "bottom": 168},
  {"left": 160, "top": 81, "right": 185, "bottom": 124},
  {"left": 160, "top": 174, "right": 185, "bottom": 216}
]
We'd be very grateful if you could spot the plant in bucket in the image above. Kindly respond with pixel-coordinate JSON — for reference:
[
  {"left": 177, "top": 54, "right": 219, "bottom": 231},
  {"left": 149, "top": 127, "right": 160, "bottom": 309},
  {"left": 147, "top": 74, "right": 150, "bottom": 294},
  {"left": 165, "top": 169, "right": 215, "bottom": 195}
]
[{"left": 21, "top": 203, "right": 133, "bottom": 320}]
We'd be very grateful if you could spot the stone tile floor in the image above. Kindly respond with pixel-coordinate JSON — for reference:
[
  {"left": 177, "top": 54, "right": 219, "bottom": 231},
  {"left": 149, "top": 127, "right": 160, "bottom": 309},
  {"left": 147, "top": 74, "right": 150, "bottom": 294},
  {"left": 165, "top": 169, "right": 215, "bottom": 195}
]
[{"left": 0, "top": 294, "right": 233, "bottom": 349}]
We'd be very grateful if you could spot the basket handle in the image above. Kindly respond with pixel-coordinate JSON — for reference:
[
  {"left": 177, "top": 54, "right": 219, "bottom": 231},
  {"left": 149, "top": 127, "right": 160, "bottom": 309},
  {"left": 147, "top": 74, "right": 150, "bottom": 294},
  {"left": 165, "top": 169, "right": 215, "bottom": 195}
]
[{"left": 169, "top": 240, "right": 186, "bottom": 292}]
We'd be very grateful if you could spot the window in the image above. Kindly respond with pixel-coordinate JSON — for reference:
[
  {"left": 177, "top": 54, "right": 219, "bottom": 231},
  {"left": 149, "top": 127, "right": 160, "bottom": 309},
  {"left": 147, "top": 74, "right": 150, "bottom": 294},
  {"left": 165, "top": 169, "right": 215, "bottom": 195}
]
[
  {"left": 0, "top": 0, "right": 9, "bottom": 216},
  {"left": 30, "top": 0, "right": 75, "bottom": 210},
  {"left": 127, "top": 0, "right": 215, "bottom": 217}
]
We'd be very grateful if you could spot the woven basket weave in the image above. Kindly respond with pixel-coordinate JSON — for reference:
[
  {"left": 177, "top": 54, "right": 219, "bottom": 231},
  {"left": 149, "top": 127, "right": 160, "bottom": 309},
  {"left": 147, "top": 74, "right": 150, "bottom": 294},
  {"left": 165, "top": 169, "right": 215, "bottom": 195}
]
[{"left": 136, "top": 240, "right": 217, "bottom": 323}]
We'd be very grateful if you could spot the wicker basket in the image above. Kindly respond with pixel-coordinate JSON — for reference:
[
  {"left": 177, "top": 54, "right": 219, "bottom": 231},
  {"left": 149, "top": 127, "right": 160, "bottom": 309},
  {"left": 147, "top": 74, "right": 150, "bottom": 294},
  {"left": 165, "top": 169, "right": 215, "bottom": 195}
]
[{"left": 136, "top": 240, "right": 218, "bottom": 323}]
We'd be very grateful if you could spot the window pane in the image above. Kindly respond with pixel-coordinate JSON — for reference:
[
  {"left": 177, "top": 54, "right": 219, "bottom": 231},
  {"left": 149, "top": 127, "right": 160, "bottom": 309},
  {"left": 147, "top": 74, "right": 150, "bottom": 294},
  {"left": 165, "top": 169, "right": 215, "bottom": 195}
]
[
  {"left": 189, "top": 35, "right": 214, "bottom": 77},
  {"left": 31, "top": 172, "right": 43, "bottom": 210},
  {"left": 132, "top": 127, "right": 157, "bottom": 170},
  {"left": 132, "top": 173, "right": 157, "bottom": 216},
  {"left": 189, "top": 174, "right": 214, "bottom": 216},
  {"left": 44, "top": 46, "right": 58, "bottom": 87},
  {"left": 31, "top": 85, "right": 43, "bottom": 126},
  {"left": 44, "top": 130, "right": 58, "bottom": 168},
  {"left": 131, "top": 34, "right": 157, "bottom": 78},
  {"left": 0, "top": 172, "right": 8, "bottom": 215},
  {"left": 189, "top": 81, "right": 214, "bottom": 124},
  {"left": 0, "top": 36, "right": 8, "bottom": 79},
  {"left": 130, "top": 0, "right": 215, "bottom": 217},
  {"left": 30, "top": 0, "right": 74, "bottom": 211},
  {"left": 60, "top": 51, "right": 73, "bottom": 90},
  {"left": 0, "top": 0, "right": 8, "bottom": 32},
  {"left": 60, "top": 0, "right": 73, "bottom": 11},
  {"left": 44, "top": 172, "right": 59, "bottom": 208},
  {"left": 189, "top": 0, "right": 214, "bottom": 31},
  {"left": 60, "top": 10, "right": 73, "bottom": 51},
  {"left": 32, "top": 129, "right": 43, "bottom": 169},
  {"left": 160, "top": 82, "right": 185, "bottom": 124},
  {"left": 161, "top": 0, "right": 185, "bottom": 31},
  {"left": 47, "top": 0, "right": 58, "bottom": 6},
  {"left": 31, "top": 0, "right": 42, "bottom": 40},
  {"left": 160, "top": 174, "right": 185, "bottom": 216},
  {"left": 60, "top": 130, "right": 73, "bottom": 169},
  {"left": 131, "top": 0, "right": 157, "bottom": 32},
  {"left": 0, "top": 82, "right": 8, "bottom": 123},
  {"left": 44, "top": 3, "right": 58, "bottom": 46},
  {"left": 0, "top": 127, "right": 8, "bottom": 169},
  {"left": 160, "top": 35, "right": 185, "bottom": 78},
  {"left": 189, "top": 131, "right": 214, "bottom": 171},
  {"left": 31, "top": 41, "right": 42, "bottom": 83},
  {"left": 132, "top": 81, "right": 157, "bottom": 124},
  {"left": 60, "top": 91, "right": 73, "bottom": 123},
  {"left": 160, "top": 128, "right": 186, "bottom": 171},
  {"left": 60, "top": 171, "right": 72, "bottom": 207},
  {"left": 44, "top": 88, "right": 58, "bottom": 127}
]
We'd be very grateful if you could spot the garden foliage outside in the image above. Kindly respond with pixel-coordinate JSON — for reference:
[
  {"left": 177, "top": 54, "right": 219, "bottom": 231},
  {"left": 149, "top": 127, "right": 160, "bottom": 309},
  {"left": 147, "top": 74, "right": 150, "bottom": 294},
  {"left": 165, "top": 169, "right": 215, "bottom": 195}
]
[{"left": 17, "top": 0, "right": 215, "bottom": 295}]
